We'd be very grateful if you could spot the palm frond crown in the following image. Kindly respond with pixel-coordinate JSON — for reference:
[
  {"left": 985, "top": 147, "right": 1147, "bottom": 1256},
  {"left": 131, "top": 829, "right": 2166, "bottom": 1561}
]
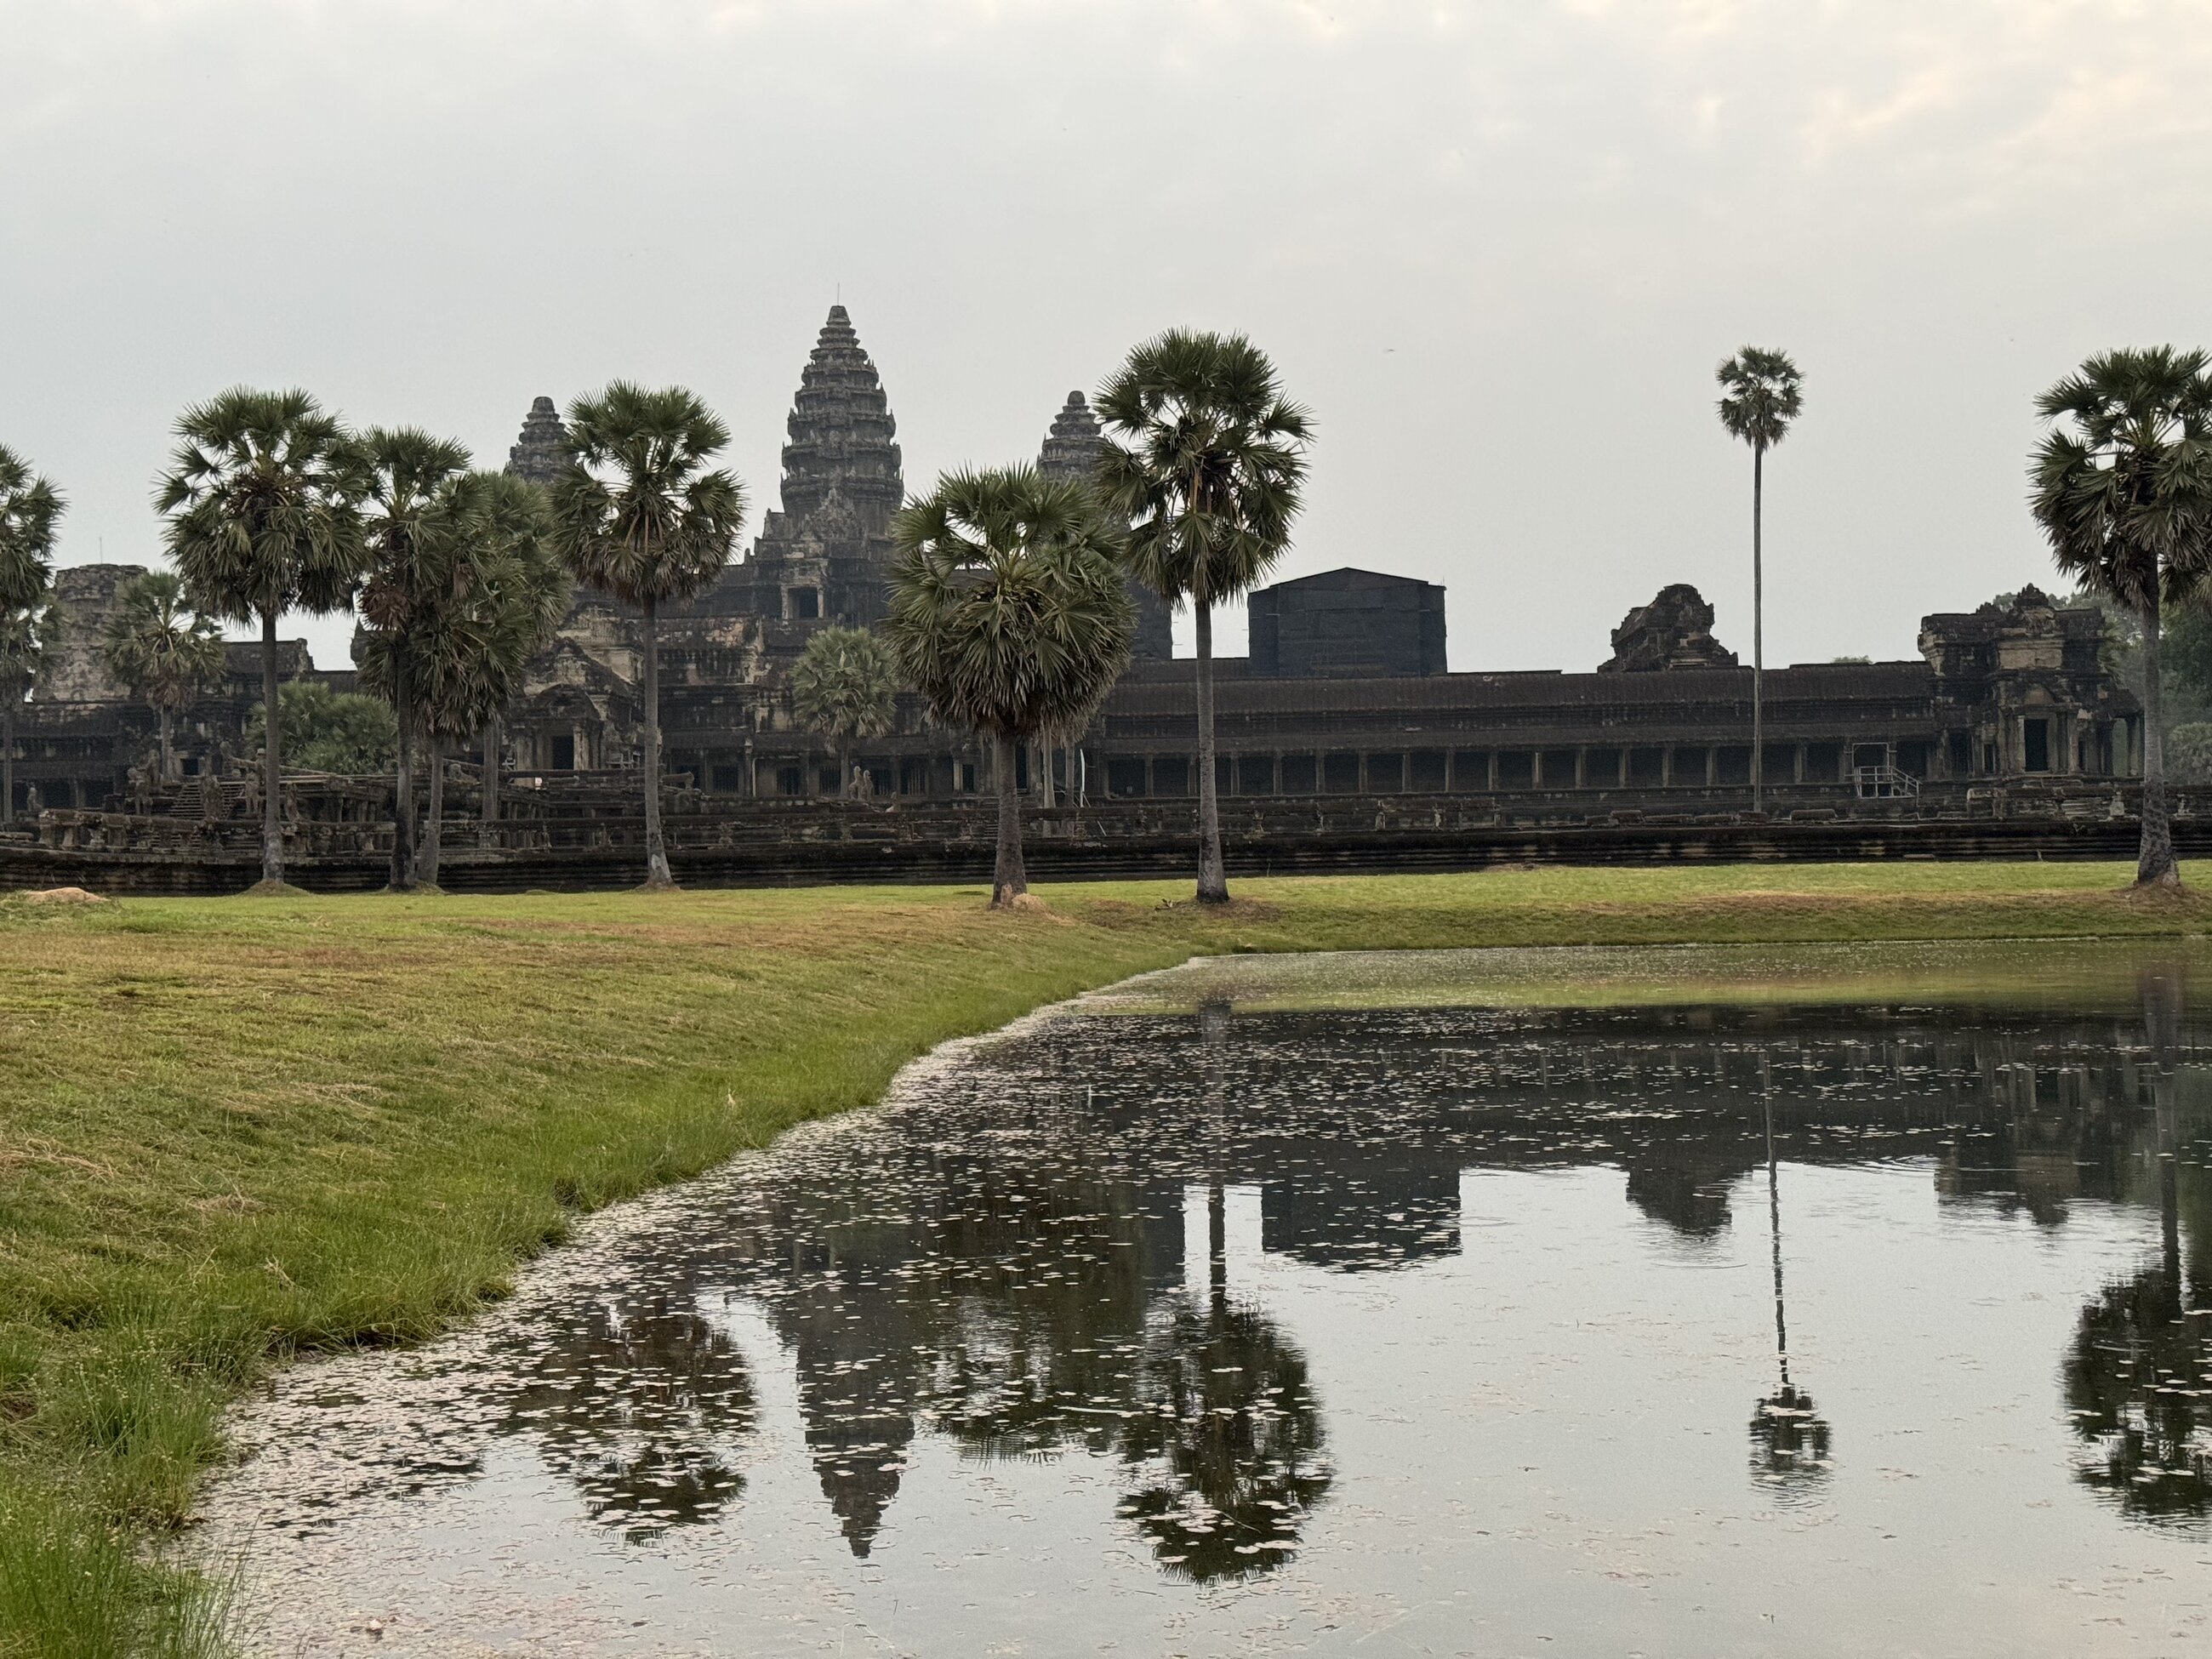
[
  {"left": 100, "top": 571, "right": 225, "bottom": 714},
  {"left": 550, "top": 383, "right": 745, "bottom": 608},
  {"left": 2030, "top": 345, "right": 2212, "bottom": 611},
  {"left": 1094, "top": 331, "right": 1312, "bottom": 608},
  {"left": 0, "top": 442, "right": 66, "bottom": 613},
  {"left": 790, "top": 625, "right": 901, "bottom": 745},
  {"left": 1716, "top": 346, "right": 1804, "bottom": 453},
  {"left": 886, "top": 465, "right": 1135, "bottom": 741},
  {"left": 153, "top": 387, "right": 368, "bottom": 622}
]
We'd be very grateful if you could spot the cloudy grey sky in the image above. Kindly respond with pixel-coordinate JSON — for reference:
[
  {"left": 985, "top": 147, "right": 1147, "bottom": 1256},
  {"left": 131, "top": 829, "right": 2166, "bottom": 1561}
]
[{"left": 7, "top": 0, "right": 2211, "bottom": 673}]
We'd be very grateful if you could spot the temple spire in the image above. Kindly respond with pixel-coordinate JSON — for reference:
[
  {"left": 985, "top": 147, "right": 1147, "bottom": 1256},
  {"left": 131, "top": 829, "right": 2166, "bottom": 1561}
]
[
  {"left": 778, "top": 305, "right": 903, "bottom": 534},
  {"left": 1037, "top": 389, "right": 1174, "bottom": 661},
  {"left": 505, "top": 396, "right": 567, "bottom": 487}
]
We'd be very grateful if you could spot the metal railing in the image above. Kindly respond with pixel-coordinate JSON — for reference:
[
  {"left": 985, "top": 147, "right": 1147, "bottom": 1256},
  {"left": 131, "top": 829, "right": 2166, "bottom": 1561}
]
[{"left": 1853, "top": 764, "right": 1920, "bottom": 800}]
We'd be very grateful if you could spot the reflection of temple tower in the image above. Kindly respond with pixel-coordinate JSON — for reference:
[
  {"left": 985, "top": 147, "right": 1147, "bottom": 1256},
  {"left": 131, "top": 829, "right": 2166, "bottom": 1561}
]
[
  {"left": 1259, "top": 1155, "right": 1462, "bottom": 1273},
  {"left": 1036, "top": 390, "right": 1175, "bottom": 661},
  {"left": 733, "top": 305, "right": 906, "bottom": 630},
  {"left": 505, "top": 396, "right": 568, "bottom": 487}
]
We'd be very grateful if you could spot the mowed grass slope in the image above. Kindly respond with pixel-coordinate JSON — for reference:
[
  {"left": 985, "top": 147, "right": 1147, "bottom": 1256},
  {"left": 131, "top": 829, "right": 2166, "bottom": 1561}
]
[{"left": 4, "top": 859, "right": 2212, "bottom": 1655}]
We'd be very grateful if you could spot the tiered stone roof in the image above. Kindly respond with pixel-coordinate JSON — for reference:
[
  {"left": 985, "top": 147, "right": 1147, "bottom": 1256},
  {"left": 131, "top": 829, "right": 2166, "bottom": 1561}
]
[
  {"left": 778, "top": 305, "right": 903, "bottom": 533},
  {"left": 505, "top": 396, "right": 568, "bottom": 487},
  {"left": 1038, "top": 390, "right": 1104, "bottom": 483},
  {"left": 1035, "top": 389, "right": 1175, "bottom": 661}
]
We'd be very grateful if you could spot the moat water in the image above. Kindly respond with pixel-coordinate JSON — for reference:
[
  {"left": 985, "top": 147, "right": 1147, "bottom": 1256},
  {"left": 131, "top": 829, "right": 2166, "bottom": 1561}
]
[{"left": 201, "top": 943, "right": 2212, "bottom": 1656}]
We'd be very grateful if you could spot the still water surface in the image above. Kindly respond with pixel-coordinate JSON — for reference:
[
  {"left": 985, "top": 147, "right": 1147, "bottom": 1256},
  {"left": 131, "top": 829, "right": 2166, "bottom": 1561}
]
[{"left": 202, "top": 943, "right": 2212, "bottom": 1656}]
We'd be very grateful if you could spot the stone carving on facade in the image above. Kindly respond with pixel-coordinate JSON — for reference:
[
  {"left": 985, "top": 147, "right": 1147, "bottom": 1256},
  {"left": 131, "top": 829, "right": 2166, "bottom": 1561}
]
[{"left": 1599, "top": 584, "right": 1740, "bottom": 673}]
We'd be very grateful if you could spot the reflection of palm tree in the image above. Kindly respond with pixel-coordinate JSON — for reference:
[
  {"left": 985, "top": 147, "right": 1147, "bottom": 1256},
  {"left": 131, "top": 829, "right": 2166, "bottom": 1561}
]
[
  {"left": 2064, "top": 969, "right": 2212, "bottom": 1522},
  {"left": 1114, "top": 1292, "right": 1332, "bottom": 1583},
  {"left": 1750, "top": 1052, "right": 1833, "bottom": 1492},
  {"left": 499, "top": 1295, "right": 756, "bottom": 1542},
  {"left": 921, "top": 1155, "right": 1332, "bottom": 1582}
]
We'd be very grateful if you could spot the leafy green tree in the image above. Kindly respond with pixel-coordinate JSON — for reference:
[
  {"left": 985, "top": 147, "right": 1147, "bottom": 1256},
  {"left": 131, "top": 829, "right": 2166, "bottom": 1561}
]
[
  {"left": 156, "top": 388, "right": 368, "bottom": 887},
  {"left": 550, "top": 385, "right": 745, "bottom": 889},
  {"left": 98, "top": 571, "right": 225, "bottom": 783},
  {"left": 1097, "top": 331, "right": 1311, "bottom": 904},
  {"left": 352, "top": 427, "right": 473, "bottom": 889},
  {"left": 0, "top": 598, "right": 60, "bottom": 823},
  {"left": 408, "top": 472, "right": 569, "bottom": 883},
  {"left": 0, "top": 442, "right": 64, "bottom": 613},
  {"left": 887, "top": 465, "right": 1134, "bottom": 907},
  {"left": 245, "top": 679, "right": 397, "bottom": 773},
  {"left": 790, "top": 625, "right": 900, "bottom": 797},
  {"left": 1715, "top": 346, "right": 1804, "bottom": 815},
  {"left": 436, "top": 472, "right": 569, "bottom": 836},
  {"left": 2031, "top": 346, "right": 2212, "bottom": 887}
]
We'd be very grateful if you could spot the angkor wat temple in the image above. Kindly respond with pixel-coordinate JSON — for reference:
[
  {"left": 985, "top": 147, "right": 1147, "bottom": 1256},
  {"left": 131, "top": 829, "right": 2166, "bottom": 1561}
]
[{"left": 4, "top": 305, "right": 2152, "bottom": 882}]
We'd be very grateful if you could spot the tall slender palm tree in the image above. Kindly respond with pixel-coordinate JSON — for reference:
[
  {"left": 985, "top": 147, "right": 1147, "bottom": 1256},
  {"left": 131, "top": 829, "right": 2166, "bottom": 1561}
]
[
  {"left": 2032, "top": 346, "right": 2212, "bottom": 887},
  {"left": 0, "top": 598, "right": 59, "bottom": 824},
  {"left": 1097, "top": 331, "right": 1311, "bottom": 904},
  {"left": 1, "top": 442, "right": 64, "bottom": 823},
  {"left": 550, "top": 384, "right": 744, "bottom": 889},
  {"left": 156, "top": 388, "right": 367, "bottom": 889},
  {"left": 353, "top": 426, "right": 473, "bottom": 890},
  {"left": 790, "top": 624, "right": 900, "bottom": 797},
  {"left": 1715, "top": 347, "right": 1804, "bottom": 815},
  {"left": 887, "top": 465, "right": 1134, "bottom": 907},
  {"left": 99, "top": 571, "right": 225, "bottom": 782},
  {"left": 0, "top": 441, "right": 64, "bottom": 613}
]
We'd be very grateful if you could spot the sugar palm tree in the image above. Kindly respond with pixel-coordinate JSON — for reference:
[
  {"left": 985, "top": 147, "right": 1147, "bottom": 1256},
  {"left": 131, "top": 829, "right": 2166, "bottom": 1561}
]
[
  {"left": 888, "top": 465, "right": 1134, "bottom": 906},
  {"left": 2032, "top": 346, "right": 2212, "bottom": 887},
  {"left": 99, "top": 571, "right": 225, "bottom": 782},
  {"left": 156, "top": 388, "right": 367, "bottom": 888},
  {"left": 1, "top": 597, "right": 59, "bottom": 824},
  {"left": 1, "top": 443, "right": 64, "bottom": 824},
  {"left": 550, "top": 384, "right": 744, "bottom": 889},
  {"left": 1097, "top": 331, "right": 1311, "bottom": 904},
  {"left": 353, "top": 426, "right": 474, "bottom": 890},
  {"left": 0, "top": 441, "right": 64, "bottom": 613},
  {"left": 790, "top": 624, "right": 900, "bottom": 797},
  {"left": 1715, "top": 347, "right": 1804, "bottom": 815}
]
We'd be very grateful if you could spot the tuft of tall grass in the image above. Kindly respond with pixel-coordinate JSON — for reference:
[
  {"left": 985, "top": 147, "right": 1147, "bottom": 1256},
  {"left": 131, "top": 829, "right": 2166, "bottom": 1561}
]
[{"left": 0, "top": 1480, "right": 230, "bottom": 1659}]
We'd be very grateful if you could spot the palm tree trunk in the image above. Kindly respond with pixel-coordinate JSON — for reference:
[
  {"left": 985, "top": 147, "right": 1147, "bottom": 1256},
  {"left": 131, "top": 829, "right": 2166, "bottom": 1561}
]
[
  {"left": 1751, "top": 443, "right": 1765, "bottom": 816},
  {"left": 157, "top": 705, "right": 174, "bottom": 783},
  {"left": 3, "top": 699, "right": 14, "bottom": 826},
  {"left": 1194, "top": 602, "right": 1229, "bottom": 904},
  {"left": 421, "top": 733, "right": 445, "bottom": 887},
  {"left": 839, "top": 741, "right": 852, "bottom": 799},
  {"left": 2139, "top": 596, "right": 2179, "bottom": 885},
  {"left": 391, "top": 652, "right": 416, "bottom": 891},
  {"left": 990, "top": 732, "right": 1027, "bottom": 907},
  {"left": 641, "top": 595, "right": 674, "bottom": 888},
  {"left": 482, "top": 714, "right": 500, "bottom": 830},
  {"left": 259, "top": 607, "right": 285, "bottom": 887}
]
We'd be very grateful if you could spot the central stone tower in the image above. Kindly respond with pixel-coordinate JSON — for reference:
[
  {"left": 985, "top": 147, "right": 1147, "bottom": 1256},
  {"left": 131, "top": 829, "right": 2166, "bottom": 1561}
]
[{"left": 733, "top": 305, "right": 905, "bottom": 631}]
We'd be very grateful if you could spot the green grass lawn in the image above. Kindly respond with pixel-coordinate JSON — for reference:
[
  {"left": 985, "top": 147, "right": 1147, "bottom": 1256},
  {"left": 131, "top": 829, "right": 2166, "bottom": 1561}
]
[{"left": 5, "top": 859, "right": 2212, "bottom": 1656}]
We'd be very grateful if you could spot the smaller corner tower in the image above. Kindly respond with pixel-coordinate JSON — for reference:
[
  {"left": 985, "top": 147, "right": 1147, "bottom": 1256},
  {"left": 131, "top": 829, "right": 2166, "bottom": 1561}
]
[
  {"left": 506, "top": 396, "right": 569, "bottom": 487},
  {"left": 1036, "top": 390, "right": 1174, "bottom": 661}
]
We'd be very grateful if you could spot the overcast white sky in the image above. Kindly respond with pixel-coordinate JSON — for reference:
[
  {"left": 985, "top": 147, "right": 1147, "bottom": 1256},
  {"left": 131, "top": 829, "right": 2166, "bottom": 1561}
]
[{"left": 7, "top": 0, "right": 2212, "bottom": 673}]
